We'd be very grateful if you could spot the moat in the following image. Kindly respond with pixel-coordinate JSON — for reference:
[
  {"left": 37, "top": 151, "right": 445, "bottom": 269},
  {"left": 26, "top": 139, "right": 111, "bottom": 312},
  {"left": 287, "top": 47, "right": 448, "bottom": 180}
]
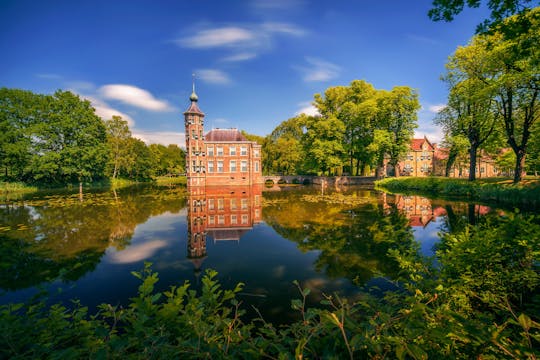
[{"left": 0, "top": 183, "right": 517, "bottom": 322}]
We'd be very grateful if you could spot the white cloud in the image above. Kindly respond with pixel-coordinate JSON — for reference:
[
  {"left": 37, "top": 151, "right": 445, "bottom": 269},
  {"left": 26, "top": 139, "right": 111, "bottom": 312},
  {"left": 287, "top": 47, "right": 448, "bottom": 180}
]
[
  {"left": 108, "top": 240, "right": 167, "bottom": 264},
  {"left": 179, "top": 27, "right": 256, "bottom": 48},
  {"left": 177, "top": 22, "right": 305, "bottom": 61},
  {"left": 132, "top": 130, "right": 185, "bottom": 147},
  {"left": 295, "top": 101, "right": 320, "bottom": 116},
  {"left": 221, "top": 52, "right": 257, "bottom": 62},
  {"left": 428, "top": 104, "right": 447, "bottom": 113},
  {"left": 415, "top": 124, "right": 444, "bottom": 144},
  {"left": 99, "top": 84, "right": 174, "bottom": 112},
  {"left": 81, "top": 95, "right": 135, "bottom": 127},
  {"left": 213, "top": 118, "right": 230, "bottom": 124},
  {"left": 297, "top": 57, "right": 341, "bottom": 82},
  {"left": 196, "top": 69, "right": 231, "bottom": 84}
]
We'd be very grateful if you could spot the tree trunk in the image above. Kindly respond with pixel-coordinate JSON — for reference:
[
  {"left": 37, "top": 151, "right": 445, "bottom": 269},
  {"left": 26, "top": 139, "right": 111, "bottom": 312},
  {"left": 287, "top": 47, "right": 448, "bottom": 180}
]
[
  {"left": 445, "top": 151, "right": 457, "bottom": 177},
  {"left": 513, "top": 149, "right": 526, "bottom": 184},
  {"left": 468, "top": 146, "right": 477, "bottom": 181},
  {"left": 79, "top": 181, "right": 83, "bottom": 202}
]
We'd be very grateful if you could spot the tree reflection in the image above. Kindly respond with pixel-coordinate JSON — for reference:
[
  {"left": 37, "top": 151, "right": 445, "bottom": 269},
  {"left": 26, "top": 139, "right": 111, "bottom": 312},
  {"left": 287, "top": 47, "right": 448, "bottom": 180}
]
[
  {"left": 0, "top": 185, "right": 186, "bottom": 291},
  {"left": 262, "top": 188, "right": 501, "bottom": 286}
]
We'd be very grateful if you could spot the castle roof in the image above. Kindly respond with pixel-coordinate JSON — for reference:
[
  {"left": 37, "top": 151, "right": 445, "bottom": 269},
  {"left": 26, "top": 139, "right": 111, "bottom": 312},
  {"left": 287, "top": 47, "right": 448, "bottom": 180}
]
[
  {"left": 205, "top": 128, "right": 248, "bottom": 142},
  {"left": 411, "top": 137, "right": 435, "bottom": 151}
]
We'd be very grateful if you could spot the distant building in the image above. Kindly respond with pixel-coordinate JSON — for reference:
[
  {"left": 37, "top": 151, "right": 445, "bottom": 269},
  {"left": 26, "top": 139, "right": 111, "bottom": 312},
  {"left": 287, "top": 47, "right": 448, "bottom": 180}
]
[
  {"left": 184, "top": 87, "right": 263, "bottom": 187},
  {"left": 399, "top": 137, "right": 436, "bottom": 177},
  {"left": 389, "top": 136, "right": 501, "bottom": 178}
]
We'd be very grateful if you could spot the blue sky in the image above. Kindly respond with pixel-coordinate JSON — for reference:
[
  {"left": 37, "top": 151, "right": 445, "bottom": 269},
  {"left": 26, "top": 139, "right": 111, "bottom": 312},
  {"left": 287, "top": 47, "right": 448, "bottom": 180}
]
[{"left": 0, "top": 0, "right": 489, "bottom": 146}]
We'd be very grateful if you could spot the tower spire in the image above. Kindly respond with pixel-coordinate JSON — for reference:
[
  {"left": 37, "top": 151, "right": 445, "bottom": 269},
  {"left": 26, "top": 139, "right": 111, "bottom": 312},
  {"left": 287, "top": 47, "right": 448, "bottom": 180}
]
[{"left": 190, "top": 73, "right": 198, "bottom": 102}]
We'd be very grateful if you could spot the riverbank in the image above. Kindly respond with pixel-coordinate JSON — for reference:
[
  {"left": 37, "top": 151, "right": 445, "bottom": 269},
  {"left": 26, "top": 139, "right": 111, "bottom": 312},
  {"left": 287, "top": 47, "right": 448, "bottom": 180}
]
[
  {"left": 0, "top": 176, "right": 187, "bottom": 201},
  {"left": 375, "top": 176, "right": 540, "bottom": 208}
]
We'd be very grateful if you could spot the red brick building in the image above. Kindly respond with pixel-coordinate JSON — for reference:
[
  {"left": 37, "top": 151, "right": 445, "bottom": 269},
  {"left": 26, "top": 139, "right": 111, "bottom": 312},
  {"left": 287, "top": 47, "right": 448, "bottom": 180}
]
[{"left": 184, "top": 88, "right": 262, "bottom": 187}]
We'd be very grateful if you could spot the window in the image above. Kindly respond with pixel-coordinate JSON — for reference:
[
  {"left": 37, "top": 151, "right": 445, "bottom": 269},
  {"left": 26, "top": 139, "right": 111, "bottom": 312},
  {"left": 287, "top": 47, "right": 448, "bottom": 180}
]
[
  {"left": 207, "top": 146, "right": 214, "bottom": 156},
  {"left": 231, "top": 215, "right": 237, "bottom": 224},
  {"left": 218, "top": 215, "right": 225, "bottom": 225},
  {"left": 229, "top": 146, "right": 236, "bottom": 156},
  {"left": 241, "top": 198, "right": 248, "bottom": 210},
  {"left": 240, "top": 146, "right": 248, "bottom": 156},
  {"left": 230, "top": 198, "right": 237, "bottom": 210},
  {"left": 209, "top": 215, "right": 215, "bottom": 225},
  {"left": 255, "top": 161, "right": 259, "bottom": 172},
  {"left": 480, "top": 167, "right": 485, "bottom": 173},
  {"left": 255, "top": 195, "right": 260, "bottom": 206},
  {"left": 207, "top": 161, "right": 214, "bottom": 173},
  {"left": 217, "top": 146, "right": 224, "bottom": 156},
  {"left": 217, "top": 160, "right": 224, "bottom": 173},
  {"left": 241, "top": 160, "right": 248, "bottom": 172},
  {"left": 208, "top": 199, "right": 215, "bottom": 210},
  {"left": 254, "top": 149, "right": 260, "bottom": 157},
  {"left": 421, "top": 164, "right": 430, "bottom": 173},
  {"left": 241, "top": 215, "right": 249, "bottom": 224},
  {"left": 218, "top": 198, "right": 224, "bottom": 210},
  {"left": 230, "top": 160, "right": 237, "bottom": 172}
]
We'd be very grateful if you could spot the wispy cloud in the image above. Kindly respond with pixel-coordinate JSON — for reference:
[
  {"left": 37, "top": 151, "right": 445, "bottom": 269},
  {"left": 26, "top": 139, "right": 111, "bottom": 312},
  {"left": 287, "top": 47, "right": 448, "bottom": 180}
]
[
  {"left": 295, "top": 101, "right": 319, "bottom": 116},
  {"left": 177, "top": 22, "right": 305, "bottom": 61},
  {"left": 36, "top": 73, "right": 63, "bottom": 80},
  {"left": 196, "top": 69, "right": 231, "bottom": 84},
  {"left": 99, "top": 84, "right": 174, "bottom": 112},
  {"left": 132, "top": 130, "right": 185, "bottom": 147},
  {"left": 81, "top": 95, "right": 135, "bottom": 126},
  {"left": 221, "top": 52, "right": 257, "bottom": 62},
  {"left": 428, "top": 104, "right": 447, "bottom": 113},
  {"left": 179, "top": 26, "right": 256, "bottom": 48},
  {"left": 297, "top": 57, "right": 341, "bottom": 82}
]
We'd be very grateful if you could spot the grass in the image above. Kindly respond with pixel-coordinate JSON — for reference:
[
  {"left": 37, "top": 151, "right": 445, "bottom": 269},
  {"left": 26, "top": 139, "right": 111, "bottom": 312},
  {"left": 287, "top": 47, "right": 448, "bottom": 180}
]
[
  {"left": 154, "top": 175, "right": 187, "bottom": 185},
  {"left": 0, "top": 182, "right": 38, "bottom": 195},
  {"left": 375, "top": 176, "right": 540, "bottom": 208}
]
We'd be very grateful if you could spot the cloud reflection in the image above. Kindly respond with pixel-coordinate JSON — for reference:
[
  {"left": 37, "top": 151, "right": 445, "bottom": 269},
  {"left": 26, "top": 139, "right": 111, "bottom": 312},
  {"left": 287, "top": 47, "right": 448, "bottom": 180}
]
[{"left": 109, "top": 240, "right": 167, "bottom": 264}]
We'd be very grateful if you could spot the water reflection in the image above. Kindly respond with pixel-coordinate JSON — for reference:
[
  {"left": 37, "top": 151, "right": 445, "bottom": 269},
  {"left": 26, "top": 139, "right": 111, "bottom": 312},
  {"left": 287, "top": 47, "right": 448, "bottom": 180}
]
[{"left": 187, "top": 183, "right": 262, "bottom": 274}]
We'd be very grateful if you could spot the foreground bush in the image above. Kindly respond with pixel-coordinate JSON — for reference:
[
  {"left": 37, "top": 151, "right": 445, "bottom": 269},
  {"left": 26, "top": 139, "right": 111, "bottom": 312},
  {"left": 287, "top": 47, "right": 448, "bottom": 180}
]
[{"left": 1, "top": 214, "right": 539, "bottom": 359}]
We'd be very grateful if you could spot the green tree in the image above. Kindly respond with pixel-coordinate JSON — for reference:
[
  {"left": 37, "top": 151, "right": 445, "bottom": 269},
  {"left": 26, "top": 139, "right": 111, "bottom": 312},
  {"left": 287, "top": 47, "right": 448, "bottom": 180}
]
[
  {"left": 264, "top": 116, "right": 306, "bottom": 175},
  {"left": 124, "top": 138, "right": 155, "bottom": 180},
  {"left": 376, "top": 86, "right": 420, "bottom": 177},
  {"left": 428, "top": 0, "right": 540, "bottom": 33},
  {"left": 314, "top": 80, "right": 379, "bottom": 175},
  {"left": 105, "top": 116, "right": 132, "bottom": 179},
  {"left": 0, "top": 88, "right": 40, "bottom": 180},
  {"left": 149, "top": 143, "right": 185, "bottom": 176},
  {"left": 26, "top": 90, "right": 108, "bottom": 185},
  {"left": 437, "top": 34, "right": 500, "bottom": 181},
  {"left": 489, "top": 9, "right": 540, "bottom": 182},
  {"left": 302, "top": 114, "right": 346, "bottom": 175}
]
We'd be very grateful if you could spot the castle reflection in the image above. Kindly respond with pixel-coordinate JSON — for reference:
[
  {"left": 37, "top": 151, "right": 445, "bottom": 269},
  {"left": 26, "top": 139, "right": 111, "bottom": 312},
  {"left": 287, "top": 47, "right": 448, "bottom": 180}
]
[{"left": 187, "top": 183, "right": 263, "bottom": 272}]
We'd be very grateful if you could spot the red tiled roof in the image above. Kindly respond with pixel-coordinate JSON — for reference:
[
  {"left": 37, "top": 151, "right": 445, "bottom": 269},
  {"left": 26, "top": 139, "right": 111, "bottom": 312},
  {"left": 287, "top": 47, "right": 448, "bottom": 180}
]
[
  {"left": 205, "top": 128, "right": 248, "bottom": 142},
  {"left": 184, "top": 101, "right": 204, "bottom": 115},
  {"left": 411, "top": 137, "right": 435, "bottom": 151}
]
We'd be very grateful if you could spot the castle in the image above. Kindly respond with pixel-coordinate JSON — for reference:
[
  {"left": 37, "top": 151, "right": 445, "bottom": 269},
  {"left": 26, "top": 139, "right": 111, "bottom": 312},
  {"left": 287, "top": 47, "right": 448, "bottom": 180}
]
[{"left": 184, "top": 87, "right": 263, "bottom": 187}]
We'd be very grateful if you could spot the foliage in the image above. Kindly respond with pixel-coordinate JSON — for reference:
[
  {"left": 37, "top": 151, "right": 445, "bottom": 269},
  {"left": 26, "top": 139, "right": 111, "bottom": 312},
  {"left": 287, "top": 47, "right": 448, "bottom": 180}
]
[
  {"left": 438, "top": 8, "right": 540, "bottom": 183},
  {"left": 428, "top": 0, "right": 540, "bottom": 33},
  {"left": 0, "top": 88, "right": 186, "bottom": 186},
  {"left": 1, "top": 208, "right": 539, "bottom": 358},
  {"left": 264, "top": 80, "right": 420, "bottom": 176},
  {"left": 376, "top": 176, "right": 540, "bottom": 208}
]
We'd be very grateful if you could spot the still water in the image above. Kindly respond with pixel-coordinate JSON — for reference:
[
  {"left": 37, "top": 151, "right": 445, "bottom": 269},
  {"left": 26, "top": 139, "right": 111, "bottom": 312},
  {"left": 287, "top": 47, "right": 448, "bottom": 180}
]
[{"left": 0, "top": 183, "right": 502, "bottom": 322}]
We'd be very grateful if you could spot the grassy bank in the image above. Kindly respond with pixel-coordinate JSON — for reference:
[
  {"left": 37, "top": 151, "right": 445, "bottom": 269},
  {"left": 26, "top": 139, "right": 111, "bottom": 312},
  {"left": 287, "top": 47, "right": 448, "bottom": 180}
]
[{"left": 375, "top": 176, "right": 540, "bottom": 208}]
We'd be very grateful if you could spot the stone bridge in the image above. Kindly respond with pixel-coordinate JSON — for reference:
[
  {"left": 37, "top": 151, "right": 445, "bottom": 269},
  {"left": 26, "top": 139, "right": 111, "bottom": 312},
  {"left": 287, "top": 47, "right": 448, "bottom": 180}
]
[{"left": 263, "top": 175, "right": 376, "bottom": 186}]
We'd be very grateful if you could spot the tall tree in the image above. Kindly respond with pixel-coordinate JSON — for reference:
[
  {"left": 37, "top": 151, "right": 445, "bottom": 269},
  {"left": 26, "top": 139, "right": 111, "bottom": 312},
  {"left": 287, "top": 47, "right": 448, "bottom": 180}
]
[
  {"left": 0, "top": 88, "right": 40, "bottom": 180},
  {"left": 489, "top": 9, "right": 540, "bottom": 182},
  {"left": 438, "top": 34, "right": 500, "bottom": 181},
  {"left": 314, "top": 80, "right": 379, "bottom": 175},
  {"left": 25, "top": 90, "right": 108, "bottom": 185},
  {"left": 376, "top": 87, "right": 420, "bottom": 177},
  {"left": 302, "top": 114, "right": 346, "bottom": 175},
  {"left": 105, "top": 116, "right": 132, "bottom": 179}
]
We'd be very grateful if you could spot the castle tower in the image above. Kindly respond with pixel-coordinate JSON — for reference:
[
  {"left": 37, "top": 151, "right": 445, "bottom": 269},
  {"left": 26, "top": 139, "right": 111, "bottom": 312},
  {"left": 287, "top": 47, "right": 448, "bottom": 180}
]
[{"left": 184, "top": 82, "right": 206, "bottom": 187}]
